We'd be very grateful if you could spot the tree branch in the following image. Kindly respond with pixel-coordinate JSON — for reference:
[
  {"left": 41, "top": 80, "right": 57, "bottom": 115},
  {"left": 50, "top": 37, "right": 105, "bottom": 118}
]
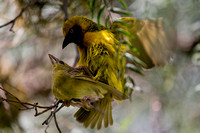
[
  {"left": 0, "top": 86, "right": 64, "bottom": 133},
  {"left": 0, "top": 0, "right": 38, "bottom": 32},
  {"left": 62, "top": 0, "right": 68, "bottom": 21}
]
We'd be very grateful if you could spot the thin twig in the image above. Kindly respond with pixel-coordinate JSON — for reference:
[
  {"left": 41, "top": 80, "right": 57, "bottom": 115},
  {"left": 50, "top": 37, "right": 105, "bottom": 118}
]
[
  {"left": 0, "top": 0, "right": 38, "bottom": 32},
  {"left": 62, "top": 0, "right": 68, "bottom": 20},
  {"left": 1, "top": 97, "right": 55, "bottom": 109},
  {"left": 54, "top": 112, "right": 62, "bottom": 133},
  {"left": 44, "top": 124, "right": 49, "bottom": 133},
  {"left": 35, "top": 107, "right": 51, "bottom": 116},
  {"left": 42, "top": 100, "right": 63, "bottom": 125},
  {"left": 42, "top": 101, "right": 64, "bottom": 133},
  {"left": 0, "top": 87, "right": 29, "bottom": 109},
  {"left": 0, "top": 86, "right": 64, "bottom": 133}
]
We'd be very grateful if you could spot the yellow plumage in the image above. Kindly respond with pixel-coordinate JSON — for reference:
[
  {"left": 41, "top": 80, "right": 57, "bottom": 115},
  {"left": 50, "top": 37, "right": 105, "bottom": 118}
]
[
  {"left": 61, "top": 15, "right": 170, "bottom": 129},
  {"left": 62, "top": 16, "right": 125, "bottom": 91},
  {"left": 62, "top": 16, "right": 126, "bottom": 129},
  {"left": 49, "top": 54, "right": 127, "bottom": 129}
]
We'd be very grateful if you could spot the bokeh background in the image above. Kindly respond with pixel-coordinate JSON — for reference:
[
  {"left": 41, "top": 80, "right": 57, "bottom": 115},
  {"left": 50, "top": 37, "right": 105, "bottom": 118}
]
[{"left": 0, "top": 0, "right": 200, "bottom": 133}]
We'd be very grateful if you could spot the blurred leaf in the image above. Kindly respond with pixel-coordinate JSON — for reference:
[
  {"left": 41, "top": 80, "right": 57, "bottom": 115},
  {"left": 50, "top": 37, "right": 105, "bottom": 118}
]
[
  {"left": 127, "top": 75, "right": 143, "bottom": 94},
  {"left": 127, "top": 75, "right": 135, "bottom": 86},
  {"left": 112, "top": 19, "right": 130, "bottom": 26},
  {"left": 97, "top": 4, "right": 105, "bottom": 29},
  {"left": 105, "top": 15, "right": 110, "bottom": 28},
  {"left": 86, "top": 0, "right": 90, "bottom": 8},
  {"left": 123, "top": 77, "right": 128, "bottom": 95},
  {"left": 118, "top": 55, "right": 125, "bottom": 78},
  {"left": 115, "top": 45, "right": 119, "bottom": 64},
  {"left": 192, "top": 43, "right": 200, "bottom": 65},
  {"left": 126, "top": 63, "right": 143, "bottom": 75},
  {"left": 91, "top": 0, "right": 96, "bottom": 18},
  {"left": 123, "top": 85, "right": 128, "bottom": 99},
  {"left": 120, "top": 40, "right": 139, "bottom": 54},
  {"left": 123, "top": 77, "right": 134, "bottom": 101},
  {"left": 118, "top": 67, "right": 124, "bottom": 79},
  {"left": 125, "top": 53, "right": 147, "bottom": 68},
  {"left": 192, "top": 53, "right": 200, "bottom": 65},
  {"left": 118, "top": 0, "right": 128, "bottom": 9},
  {"left": 108, "top": 7, "right": 132, "bottom": 16},
  {"left": 114, "top": 28, "right": 135, "bottom": 39}
]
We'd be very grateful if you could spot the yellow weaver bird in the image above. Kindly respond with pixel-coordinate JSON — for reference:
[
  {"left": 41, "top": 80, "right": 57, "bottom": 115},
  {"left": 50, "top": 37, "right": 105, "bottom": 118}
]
[
  {"left": 61, "top": 16, "right": 171, "bottom": 128},
  {"left": 62, "top": 16, "right": 126, "bottom": 91},
  {"left": 61, "top": 15, "right": 171, "bottom": 129},
  {"left": 48, "top": 54, "right": 127, "bottom": 129},
  {"left": 62, "top": 16, "right": 127, "bottom": 129},
  {"left": 62, "top": 16, "right": 171, "bottom": 84}
]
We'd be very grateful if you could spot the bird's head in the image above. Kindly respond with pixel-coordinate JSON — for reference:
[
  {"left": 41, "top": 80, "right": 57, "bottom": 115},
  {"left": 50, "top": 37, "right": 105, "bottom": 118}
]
[
  {"left": 48, "top": 54, "right": 71, "bottom": 71},
  {"left": 62, "top": 16, "right": 105, "bottom": 49}
]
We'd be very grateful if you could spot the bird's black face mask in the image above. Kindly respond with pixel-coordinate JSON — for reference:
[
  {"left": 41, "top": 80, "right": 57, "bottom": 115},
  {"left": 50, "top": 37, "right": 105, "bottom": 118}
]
[{"left": 62, "top": 25, "right": 83, "bottom": 49}]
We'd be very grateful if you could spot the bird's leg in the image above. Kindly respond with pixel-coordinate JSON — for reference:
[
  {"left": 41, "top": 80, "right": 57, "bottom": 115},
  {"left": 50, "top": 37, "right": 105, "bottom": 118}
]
[
  {"left": 63, "top": 99, "right": 83, "bottom": 108},
  {"left": 81, "top": 95, "right": 103, "bottom": 113},
  {"left": 82, "top": 95, "right": 101, "bottom": 103},
  {"left": 63, "top": 99, "right": 90, "bottom": 111},
  {"left": 62, "top": 100, "right": 71, "bottom": 107}
]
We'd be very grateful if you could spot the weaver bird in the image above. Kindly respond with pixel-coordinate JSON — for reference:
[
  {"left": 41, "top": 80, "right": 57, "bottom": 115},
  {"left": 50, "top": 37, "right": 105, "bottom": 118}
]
[
  {"left": 61, "top": 15, "right": 170, "bottom": 128},
  {"left": 61, "top": 16, "right": 130, "bottom": 129},
  {"left": 62, "top": 16, "right": 171, "bottom": 83},
  {"left": 48, "top": 54, "right": 127, "bottom": 129},
  {"left": 62, "top": 16, "right": 126, "bottom": 91}
]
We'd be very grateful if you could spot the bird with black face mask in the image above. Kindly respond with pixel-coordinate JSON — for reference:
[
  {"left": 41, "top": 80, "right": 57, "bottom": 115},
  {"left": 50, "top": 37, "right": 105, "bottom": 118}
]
[
  {"left": 62, "top": 16, "right": 127, "bottom": 129},
  {"left": 62, "top": 15, "right": 171, "bottom": 129}
]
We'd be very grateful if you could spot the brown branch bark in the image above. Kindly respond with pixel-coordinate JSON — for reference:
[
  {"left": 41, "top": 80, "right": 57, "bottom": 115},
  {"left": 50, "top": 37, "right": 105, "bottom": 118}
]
[
  {"left": 0, "top": 0, "right": 38, "bottom": 32},
  {"left": 0, "top": 86, "right": 64, "bottom": 133},
  {"left": 62, "top": 0, "right": 68, "bottom": 21}
]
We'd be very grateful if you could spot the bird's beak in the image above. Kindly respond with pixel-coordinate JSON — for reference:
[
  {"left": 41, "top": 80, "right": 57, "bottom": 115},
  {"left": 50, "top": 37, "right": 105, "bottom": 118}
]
[
  {"left": 48, "top": 54, "right": 59, "bottom": 64},
  {"left": 62, "top": 36, "right": 71, "bottom": 49}
]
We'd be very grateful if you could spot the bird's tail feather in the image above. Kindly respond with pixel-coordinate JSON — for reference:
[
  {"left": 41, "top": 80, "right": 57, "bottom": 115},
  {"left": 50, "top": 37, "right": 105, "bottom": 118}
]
[{"left": 74, "top": 95, "right": 113, "bottom": 129}]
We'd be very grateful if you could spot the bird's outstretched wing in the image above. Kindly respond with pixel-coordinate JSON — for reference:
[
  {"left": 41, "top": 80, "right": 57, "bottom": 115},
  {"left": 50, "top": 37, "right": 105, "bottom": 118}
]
[{"left": 111, "top": 17, "right": 172, "bottom": 68}]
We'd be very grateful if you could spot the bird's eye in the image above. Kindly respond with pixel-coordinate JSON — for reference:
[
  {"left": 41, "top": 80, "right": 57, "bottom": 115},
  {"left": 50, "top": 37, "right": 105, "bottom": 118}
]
[
  {"left": 70, "top": 28, "right": 73, "bottom": 34},
  {"left": 59, "top": 61, "right": 64, "bottom": 64}
]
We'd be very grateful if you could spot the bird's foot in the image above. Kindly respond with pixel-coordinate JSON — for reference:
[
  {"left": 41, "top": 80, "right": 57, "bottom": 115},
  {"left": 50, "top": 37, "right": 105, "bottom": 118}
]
[
  {"left": 63, "top": 100, "right": 71, "bottom": 107},
  {"left": 81, "top": 95, "right": 103, "bottom": 113}
]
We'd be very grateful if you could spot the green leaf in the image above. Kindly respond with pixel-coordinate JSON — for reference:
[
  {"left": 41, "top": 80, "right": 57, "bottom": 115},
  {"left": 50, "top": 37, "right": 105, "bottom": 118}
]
[
  {"left": 118, "top": 0, "right": 128, "bottom": 9},
  {"left": 108, "top": 7, "right": 132, "bottom": 16},
  {"left": 126, "top": 63, "right": 143, "bottom": 75},
  {"left": 118, "top": 67, "right": 124, "bottom": 79},
  {"left": 124, "top": 53, "right": 147, "bottom": 68},
  {"left": 120, "top": 40, "right": 139, "bottom": 54},
  {"left": 127, "top": 75, "right": 135, "bottom": 86},
  {"left": 115, "top": 45, "right": 119, "bottom": 64},
  {"left": 123, "top": 76, "right": 134, "bottom": 101},
  {"left": 114, "top": 28, "right": 135, "bottom": 39},
  {"left": 113, "top": 19, "right": 130, "bottom": 26},
  {"left": 97, "top": 4, "right": 105, "bottom": 29},
  {"left": 91, "top": 0, "right": 96, "bottom": 18},
  {"left": 103, "top": 0, "right": 108, "bottom": 6},
  {"left": 105, "top": 15, "right": 110, "bottom": 28},
  {"left": 87, "top": 0, "right": 90, "bottom": 8},
  {"left": 123, "top": 85, "right": 128, "bottom": 99}
]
